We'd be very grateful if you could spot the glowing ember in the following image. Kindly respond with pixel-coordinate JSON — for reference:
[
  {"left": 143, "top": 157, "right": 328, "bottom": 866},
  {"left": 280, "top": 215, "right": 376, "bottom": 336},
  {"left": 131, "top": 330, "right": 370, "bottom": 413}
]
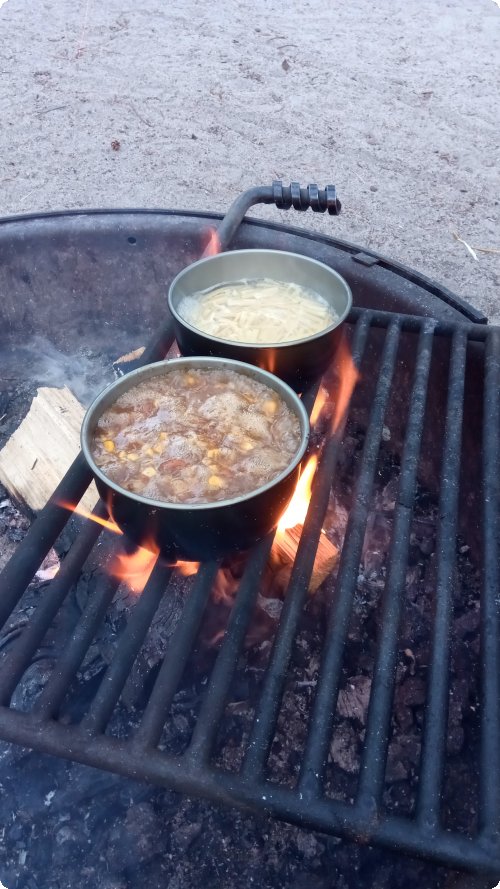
[
  {"left": 202, "top": 227, "right": 221, "bottom": 257},
  {"left": 205, "top": 628, "right": 226, "bottom": 648},
  {"left": 111, "top": 539, "right": 159, "bottom": 594},
  {"left": 211, "top": 567, "right": 240, "bottom": 606},
  {"left": 331, "top": 335, "right": 360, "bottom": 433},
  {"left": 277, "top": 455, "right": 318, "bottom": 533},
  {"left": 59, "top": 500, "right": 123, "bottom": 535}
]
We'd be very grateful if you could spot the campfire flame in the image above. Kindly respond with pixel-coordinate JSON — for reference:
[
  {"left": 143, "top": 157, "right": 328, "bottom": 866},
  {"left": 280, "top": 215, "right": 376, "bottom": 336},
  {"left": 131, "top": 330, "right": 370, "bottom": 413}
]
[
  {"left": 175, "top": 560, "right": 200, "bottom": 577},
  {"left": 111, "top": 539, "right": 159, "bottom": 594},
  {"left": 272, "top": 337, "right": 358, "bottom": 576},
  {"left": 331, "top": 335, "right": 360, "bottom": 434},
  {"left": 58, "top": 500, "right": 123, "bottom": 535},
  {"left": 310, "top": 385, "right": 328, "bottom": 426},
  {"left": 258, "top": 349, "right": 277, "bottom": 375},
  {"left": 58, "top": 501, "right": 199, "bottom": 593},
  {"left": 202, "top": 227, "right": 221, "bottom": 257},
  {"left": 277, "top": 455, "right": 318, "bottom": 533}
]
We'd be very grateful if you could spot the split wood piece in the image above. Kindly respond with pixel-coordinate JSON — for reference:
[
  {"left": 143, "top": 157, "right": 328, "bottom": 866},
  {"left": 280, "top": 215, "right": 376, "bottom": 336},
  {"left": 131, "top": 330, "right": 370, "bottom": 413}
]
[
  {"left": 272, "top": 524, "right": 339, "bottom": 593},
  {"left": 0, "top": 386, "right": 98, "bottom": 513},
  {"left": 112, "top": 346, "right": 145, "bottom": 376}
]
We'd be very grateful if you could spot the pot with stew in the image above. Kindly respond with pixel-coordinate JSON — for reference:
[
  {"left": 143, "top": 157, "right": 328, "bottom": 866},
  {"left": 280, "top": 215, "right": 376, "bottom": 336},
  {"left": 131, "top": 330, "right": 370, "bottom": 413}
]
[
  {"left": 168, "top": 249, "right": 352, "bottom": 390},
  {"left": 81, "top": 357, "right": 309, "bottom": 561}
]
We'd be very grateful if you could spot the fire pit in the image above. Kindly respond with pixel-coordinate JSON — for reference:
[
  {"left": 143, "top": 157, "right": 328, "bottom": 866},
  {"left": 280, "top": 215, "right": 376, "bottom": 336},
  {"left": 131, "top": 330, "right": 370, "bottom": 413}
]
[{"left": 0, "top": 182, "right": 498, "bottom": 887}]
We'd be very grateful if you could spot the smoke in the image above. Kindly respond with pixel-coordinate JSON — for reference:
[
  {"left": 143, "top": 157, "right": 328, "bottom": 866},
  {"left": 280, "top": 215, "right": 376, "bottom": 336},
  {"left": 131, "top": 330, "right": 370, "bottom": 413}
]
[{"left": 2, "top": 336, "right": 114, "bottom": 407}]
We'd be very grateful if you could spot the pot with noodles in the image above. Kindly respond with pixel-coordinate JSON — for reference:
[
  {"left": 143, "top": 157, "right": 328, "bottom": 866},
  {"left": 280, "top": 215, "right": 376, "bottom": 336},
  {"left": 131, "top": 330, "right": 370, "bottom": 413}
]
[
  {"left": 168, "top": 249, "right": 352, "bottom": 390},
  {"left": 81, "top": 357, "right": 309, "bottom": 561}
]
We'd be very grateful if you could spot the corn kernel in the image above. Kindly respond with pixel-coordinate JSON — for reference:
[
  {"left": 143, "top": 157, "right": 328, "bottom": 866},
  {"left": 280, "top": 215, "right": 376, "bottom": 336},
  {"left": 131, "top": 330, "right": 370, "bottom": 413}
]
[
  {"left": 153, "top": 444, "right": 163, "bottom": 454},
  {"left": 263, "top": 400, "right": 277, "bottom": 417},
  {"left": 208, "top": 475, "right": 223, "bottom": 488},
  {"left": 207, "top": 448, "right": 220, "bottom": 458},
  {"left": 241, "top": 440, "right": 254, "bottom": 451},
  {"left": 142, "top": 466, "right": 156, "bottom": 478},
  {"left": 145, "top": 447, "right": 155, "bottom": 457},
  {"left": 103, "top": 439, "right": 115, "bottom": 452},
  {"left": 127, "top": 453, "right": 139, "bottom": 462},
  {"left": 159, "top": 432, "right": 168, "bottom": 440}
]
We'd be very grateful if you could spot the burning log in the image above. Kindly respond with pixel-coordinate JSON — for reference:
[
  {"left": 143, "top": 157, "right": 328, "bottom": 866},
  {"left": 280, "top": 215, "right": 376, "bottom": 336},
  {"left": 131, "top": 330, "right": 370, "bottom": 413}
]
[
  {"left": 269, "top": 453, "right": 338, "bottom": 592},
  {"left": 272, "top": 525, "right": 338, "bottom": 593},
  {"left": 0, "top": 386, "right": 98, "bottom": 512}
]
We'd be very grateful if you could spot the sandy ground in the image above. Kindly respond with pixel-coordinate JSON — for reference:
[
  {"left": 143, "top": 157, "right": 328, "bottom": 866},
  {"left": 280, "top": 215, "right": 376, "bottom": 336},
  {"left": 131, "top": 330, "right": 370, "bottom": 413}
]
[{"left": 0, "top": 0, "right": 499, "bottom": 318}]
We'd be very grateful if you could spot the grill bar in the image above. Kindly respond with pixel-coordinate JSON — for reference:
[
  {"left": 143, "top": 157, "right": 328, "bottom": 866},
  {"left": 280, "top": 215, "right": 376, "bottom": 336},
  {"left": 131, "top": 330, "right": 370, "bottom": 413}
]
[
  {"left": 0, "top": 505, "right": 110, "bottom": 705},
  {"left": 186, "top": 535, "right": 274, "bottom": 764},
  {"left": 81, "top": 562, "right": 172, "bottom": 735},
  {"left": 356, "top": 321, "right": 435, "bottom": 807},
  {"left": 33, "top": 572, "right": 121, "bottom": 720},
  {"left": 134, "top": 561, "right": 219, "bottom": 749},
  {"left": 348, "top": 306, "right": 489, "bottom": 342},
  {"left": 479, "top": 329, "right": 500, "bottom": 839},
  {"left": 134, "top": 380, "right": 319, "bottom": 756},
  {"left": 298, "top": 318, "right": 400, "bottom": 796},
  {"left": 0, "top": 454, "right": 93, "bottom": 631},
  {"left": 0, "top": 708, "right": 497, "bottom": 873},
  {"left": 243, "top": 315, "right": 372, "bottom": 781},
  {"left": 181, "top": 376, "right": 327, "bottom": 765},
  {"left": 416, "top": 329, "right": 467, "bottom": 829}
]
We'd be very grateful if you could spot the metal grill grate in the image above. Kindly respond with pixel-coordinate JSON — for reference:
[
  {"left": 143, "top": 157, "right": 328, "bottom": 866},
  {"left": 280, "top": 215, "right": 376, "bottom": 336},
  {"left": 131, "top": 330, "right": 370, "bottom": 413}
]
[{"left": 0, "top": 308, "right": 498, "bottom": 874}]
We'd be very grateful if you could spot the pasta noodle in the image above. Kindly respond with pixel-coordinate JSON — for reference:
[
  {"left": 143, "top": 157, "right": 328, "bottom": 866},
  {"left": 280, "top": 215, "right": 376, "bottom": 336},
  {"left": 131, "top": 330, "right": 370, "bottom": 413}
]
[{"left": 179, "top": 278, "right": 336, "bottom": 344}]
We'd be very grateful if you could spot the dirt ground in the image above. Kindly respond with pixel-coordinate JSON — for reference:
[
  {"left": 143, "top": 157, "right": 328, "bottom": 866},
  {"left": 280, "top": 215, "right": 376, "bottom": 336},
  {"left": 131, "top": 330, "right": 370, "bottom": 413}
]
[{"left": 0, "top": 0, "right": 499, "bottom": 317}]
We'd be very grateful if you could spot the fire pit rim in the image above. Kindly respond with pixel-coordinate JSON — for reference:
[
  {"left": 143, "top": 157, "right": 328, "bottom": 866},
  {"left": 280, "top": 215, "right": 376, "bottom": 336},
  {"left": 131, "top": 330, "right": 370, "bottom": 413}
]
[{"left": 80, "top": 355, "right": 310, "bottom": 513}]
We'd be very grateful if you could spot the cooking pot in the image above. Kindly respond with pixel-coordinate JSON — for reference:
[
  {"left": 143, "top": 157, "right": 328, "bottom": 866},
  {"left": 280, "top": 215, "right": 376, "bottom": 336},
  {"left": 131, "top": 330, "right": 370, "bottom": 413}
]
[
  {"left": 81, "top": 357, "right": 310, "bottom": 561},
  {"left": 168, "top": 249, "right": 352, "bottom": 391}
]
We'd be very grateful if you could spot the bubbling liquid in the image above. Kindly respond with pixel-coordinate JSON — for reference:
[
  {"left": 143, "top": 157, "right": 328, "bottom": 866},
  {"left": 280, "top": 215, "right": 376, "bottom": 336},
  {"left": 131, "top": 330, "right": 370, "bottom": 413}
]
[
  {"left": 179, "top": 278, "right": 336, "bottom": 344},
  {"left": 91, "top": 367, "right": 302, "bottom": 504}
]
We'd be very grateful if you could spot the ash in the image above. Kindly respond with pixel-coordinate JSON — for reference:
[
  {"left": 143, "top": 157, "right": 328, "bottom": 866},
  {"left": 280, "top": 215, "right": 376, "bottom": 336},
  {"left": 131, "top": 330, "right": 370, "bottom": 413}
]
[{"left": 0, "top": 418, "right": 488, "bottom": 888}]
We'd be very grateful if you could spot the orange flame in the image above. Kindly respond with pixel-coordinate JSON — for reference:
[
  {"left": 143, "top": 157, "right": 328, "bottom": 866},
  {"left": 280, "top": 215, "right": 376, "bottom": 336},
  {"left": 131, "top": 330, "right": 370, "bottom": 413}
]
[
  {"left": 60, "top": 501, "right": 202, "bottom": 592},
  {"left": 202, "top": 227, "right": 221, "bottom": 257},
  {"left": 59, "top": 500, "right": 123, "bottom": 535},
  {"left": 331, "top": 336, "right": 360, "bottom": 433},
  {"left": 277, "top": 455, "right": 318, "bottom": 533},
  {"left": 111, "top": 539, "right": 159, "bottom": 594},
  {"left": 310, "top": 386, "right": 328, "bottom": 426},
  {"left": 175, "top": 560, "right": 200, "bottom": 577},
  {"left": 257, "top": 348, "right": 277, "bottom": 375}
]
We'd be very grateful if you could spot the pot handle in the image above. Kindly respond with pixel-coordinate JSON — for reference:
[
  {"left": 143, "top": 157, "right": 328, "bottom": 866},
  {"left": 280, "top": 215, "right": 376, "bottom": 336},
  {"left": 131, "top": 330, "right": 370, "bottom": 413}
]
[{"left": 215, "top": 180, "right": 341, "bottom": 253}]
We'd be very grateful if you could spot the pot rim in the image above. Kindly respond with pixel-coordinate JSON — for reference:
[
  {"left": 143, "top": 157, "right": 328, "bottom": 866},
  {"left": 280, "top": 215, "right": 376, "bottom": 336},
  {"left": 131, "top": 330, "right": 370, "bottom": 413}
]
[
  {"left": 167, "top": 248, "right": 352, "bottom": 349},
  {"left": 81, "top": 356, "right": 310, "bottom": 513}
]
